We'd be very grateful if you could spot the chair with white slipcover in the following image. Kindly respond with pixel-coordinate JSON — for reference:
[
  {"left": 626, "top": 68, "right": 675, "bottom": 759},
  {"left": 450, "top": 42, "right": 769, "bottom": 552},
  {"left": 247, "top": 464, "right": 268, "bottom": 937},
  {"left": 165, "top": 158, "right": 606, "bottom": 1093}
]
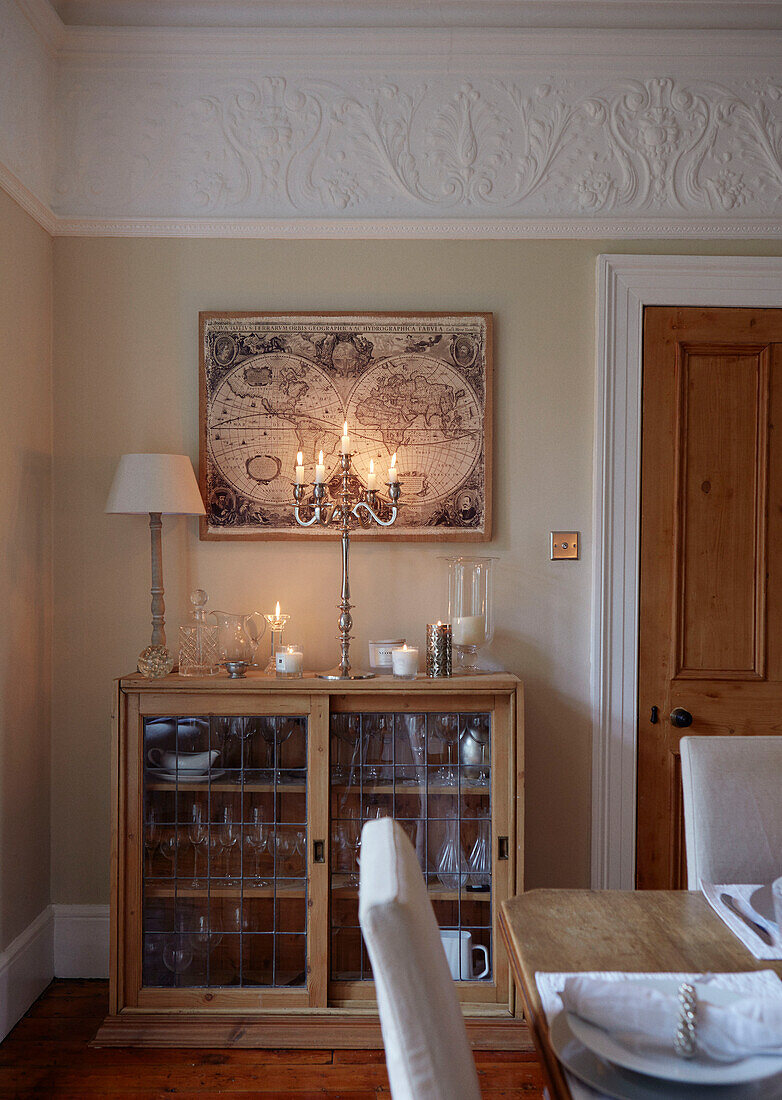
[
  {"left": 680, "top": 735, "right": 782, "bottom": 889},
  {"left": 358, "top": 817, "right": 482, "bottom": 1100}
]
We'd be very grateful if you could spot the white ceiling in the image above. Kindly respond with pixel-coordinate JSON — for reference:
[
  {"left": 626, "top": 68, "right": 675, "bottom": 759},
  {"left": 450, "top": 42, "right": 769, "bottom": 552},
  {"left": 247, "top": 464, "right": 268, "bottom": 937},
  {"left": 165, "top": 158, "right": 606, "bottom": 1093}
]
[{"left": 46, "top": 0, "right": 782, "bottom": 30}]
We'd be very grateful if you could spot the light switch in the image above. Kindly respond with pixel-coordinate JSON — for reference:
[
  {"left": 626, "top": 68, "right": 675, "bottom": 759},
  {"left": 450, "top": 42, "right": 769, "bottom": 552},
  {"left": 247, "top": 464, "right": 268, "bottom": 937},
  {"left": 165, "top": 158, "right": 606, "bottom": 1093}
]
[{"left": 550, "top": 532, "right": 579, "bottom": 560}]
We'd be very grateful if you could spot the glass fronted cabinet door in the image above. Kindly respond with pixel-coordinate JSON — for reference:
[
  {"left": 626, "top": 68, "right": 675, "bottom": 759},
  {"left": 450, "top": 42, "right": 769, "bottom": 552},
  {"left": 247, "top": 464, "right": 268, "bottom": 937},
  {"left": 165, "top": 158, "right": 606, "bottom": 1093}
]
[
  {"left": 120, "top": 693, "right": 329, "bottom": 1010},
  {"left": 328, "top": 696, "right": 512, "bottom": 1010}
]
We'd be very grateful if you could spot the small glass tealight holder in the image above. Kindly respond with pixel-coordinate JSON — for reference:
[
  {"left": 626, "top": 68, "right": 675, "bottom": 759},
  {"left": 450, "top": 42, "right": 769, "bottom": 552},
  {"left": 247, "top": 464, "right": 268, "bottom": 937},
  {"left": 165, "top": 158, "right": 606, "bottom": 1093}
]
[
  {"left": 391, "top": 645, "right": 419, "bottom": 679},
  {"left": 276, "top": 643, "right": 304, "bottom": 679}
]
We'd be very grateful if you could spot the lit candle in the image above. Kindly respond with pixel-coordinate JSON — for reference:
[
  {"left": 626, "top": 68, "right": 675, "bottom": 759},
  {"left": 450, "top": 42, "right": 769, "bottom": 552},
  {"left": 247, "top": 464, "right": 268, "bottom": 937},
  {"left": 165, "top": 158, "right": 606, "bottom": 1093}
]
[
  {"left": 295, "top": 451, "right": 304, "bottom": 485},
  {"left": 276, "top": 644, "right": 304, "bottom": 676},
  {"left": 341, "top": 421, "right": 351, "bottom": 454},
  {"left": 391, "top": 644, "right": 418, "bottom": 678},
  {"left": 388, "top": 453, "right": 398, "bottom": 484},
  {"left": 275, "top": 601, "right": 281, "bottom": 620},
  {"left": 315, "top": 450, "right": 325, "bottom": 483},
  {"left": 367, "top": 459, "right": 377, "bottom": 491}
]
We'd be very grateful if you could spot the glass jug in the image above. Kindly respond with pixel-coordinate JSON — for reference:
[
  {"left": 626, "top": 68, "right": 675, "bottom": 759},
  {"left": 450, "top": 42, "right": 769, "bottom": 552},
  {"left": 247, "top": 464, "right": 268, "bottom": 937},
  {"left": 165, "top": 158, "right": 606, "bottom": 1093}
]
[{"left": 210, "top": 611, "right": 267, "bottom": 665}]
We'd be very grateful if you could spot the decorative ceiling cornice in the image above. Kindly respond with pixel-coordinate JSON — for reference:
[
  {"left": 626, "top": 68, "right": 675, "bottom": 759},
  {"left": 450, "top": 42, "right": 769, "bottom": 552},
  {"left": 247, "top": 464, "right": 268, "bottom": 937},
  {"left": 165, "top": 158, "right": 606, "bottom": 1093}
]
[{"left": 3, "top": 1, "right": 782, "bottom": 236}]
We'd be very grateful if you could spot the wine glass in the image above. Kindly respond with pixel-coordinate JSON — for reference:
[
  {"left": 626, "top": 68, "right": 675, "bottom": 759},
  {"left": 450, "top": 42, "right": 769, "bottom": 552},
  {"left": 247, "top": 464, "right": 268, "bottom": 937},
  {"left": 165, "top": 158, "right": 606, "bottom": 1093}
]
[
  {"left": 213, "top": 805, "right": 239, "bottom": 884},
  {"left": 144, "top": 806, "right": 161, "bottom": 877},
  {"left": 163, "top": 933, "right": 193, "bottom": 977},
  {"left": 244, "top": 805, "right": 269, "bottom": 885},
  {"left": 188, "top": 803, "right": 208, "bottom": 888},
  {"left": 158, "top": 827, "right": 178, "bottom": 878},
  {"left": 432, "top": 714, "right": 459, "bottom": 787}
]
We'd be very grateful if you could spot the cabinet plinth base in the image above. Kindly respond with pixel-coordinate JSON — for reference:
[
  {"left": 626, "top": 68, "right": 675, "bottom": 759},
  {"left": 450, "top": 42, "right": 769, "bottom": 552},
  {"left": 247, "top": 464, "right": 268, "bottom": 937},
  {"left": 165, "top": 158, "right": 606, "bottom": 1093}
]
[{"left": 92, "top": 1012, "right": 532, "bottom": 1051}]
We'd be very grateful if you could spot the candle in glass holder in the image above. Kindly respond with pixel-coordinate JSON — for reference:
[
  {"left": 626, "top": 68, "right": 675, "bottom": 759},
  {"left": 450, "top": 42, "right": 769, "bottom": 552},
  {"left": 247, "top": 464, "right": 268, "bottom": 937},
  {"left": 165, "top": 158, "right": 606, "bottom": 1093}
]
[
  {"left": 388, "top": 453, "right": 398, "bottom": 484},
  {"left": 315, "top": 450, "right": 325, "bottom": 483},
  {"left": 295, "top": 451, "right": 305, "bottom": 484},
  {"left": 341, "top": 421, "right": 351, "bottom": 454},
  {"left": 391, "top": 644, "right": 418, "bottom": 678},
  {"left": 276, "top": 644, "right": 304, "bottom": 678}
]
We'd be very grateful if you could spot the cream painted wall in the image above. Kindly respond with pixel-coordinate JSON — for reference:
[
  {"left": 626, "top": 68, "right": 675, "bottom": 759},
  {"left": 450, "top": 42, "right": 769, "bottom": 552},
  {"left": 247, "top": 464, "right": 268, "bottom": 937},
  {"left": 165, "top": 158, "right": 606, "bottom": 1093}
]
[
  {"left": 0, "top": 189, "right": 52, "bottom": 949},
  {"left": 51, "top": 236, "right": 782, "bottom": 905}
]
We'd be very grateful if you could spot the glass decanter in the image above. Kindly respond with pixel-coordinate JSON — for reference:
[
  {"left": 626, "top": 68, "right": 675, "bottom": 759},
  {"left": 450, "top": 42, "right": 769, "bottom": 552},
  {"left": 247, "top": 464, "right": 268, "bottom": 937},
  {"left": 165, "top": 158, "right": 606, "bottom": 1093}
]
[
  {"left": 466, "top": 812, "right": 491, "bottom": 890},
  {"left": 436, "top": 815, "right": 465, "bottom": 891},
  {"left": 178, "top": 589, "right": 220, "bottom": 676}
]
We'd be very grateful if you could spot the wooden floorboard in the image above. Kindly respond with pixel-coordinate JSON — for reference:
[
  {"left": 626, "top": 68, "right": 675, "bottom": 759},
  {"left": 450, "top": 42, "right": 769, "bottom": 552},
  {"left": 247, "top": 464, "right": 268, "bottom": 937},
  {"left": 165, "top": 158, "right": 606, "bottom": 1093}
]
[{"left": 0, "top": 981, "right": 547, "bottom": 1098}]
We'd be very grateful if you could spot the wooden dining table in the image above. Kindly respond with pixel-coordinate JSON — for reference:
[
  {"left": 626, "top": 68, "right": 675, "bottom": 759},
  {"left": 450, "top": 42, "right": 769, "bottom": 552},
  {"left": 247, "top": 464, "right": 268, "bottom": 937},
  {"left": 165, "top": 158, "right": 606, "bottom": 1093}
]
[{"left": 499, "top": 889, "right": 782, "bottom": 1100}]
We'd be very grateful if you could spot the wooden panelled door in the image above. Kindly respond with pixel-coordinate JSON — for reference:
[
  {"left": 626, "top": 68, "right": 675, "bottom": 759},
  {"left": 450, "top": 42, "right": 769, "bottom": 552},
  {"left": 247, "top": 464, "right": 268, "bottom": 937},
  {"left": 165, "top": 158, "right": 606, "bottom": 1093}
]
[{"left": 637, "top": 307, "right": 782, "bottom": 890}]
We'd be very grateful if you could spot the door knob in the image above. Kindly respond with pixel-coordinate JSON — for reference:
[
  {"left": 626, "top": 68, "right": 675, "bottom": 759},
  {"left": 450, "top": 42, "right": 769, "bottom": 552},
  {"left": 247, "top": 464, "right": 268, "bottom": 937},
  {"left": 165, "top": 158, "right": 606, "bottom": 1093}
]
[{"left": 670, "top": 708, "right": 693, "bottom": 728}]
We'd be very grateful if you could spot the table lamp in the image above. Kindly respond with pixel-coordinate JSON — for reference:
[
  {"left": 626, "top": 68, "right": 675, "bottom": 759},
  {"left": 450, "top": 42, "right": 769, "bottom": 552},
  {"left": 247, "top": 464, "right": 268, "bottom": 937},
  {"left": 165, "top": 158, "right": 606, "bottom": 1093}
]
[{"left": 106, "top": 453, "right": 205, "bottom": 677}]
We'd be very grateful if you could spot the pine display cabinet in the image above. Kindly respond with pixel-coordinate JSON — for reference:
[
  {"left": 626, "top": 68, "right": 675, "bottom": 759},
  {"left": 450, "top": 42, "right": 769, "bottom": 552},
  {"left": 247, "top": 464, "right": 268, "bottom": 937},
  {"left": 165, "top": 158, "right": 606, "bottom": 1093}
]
[{"left": 96, "top": 672, "right": 524, "bottom": 1048}]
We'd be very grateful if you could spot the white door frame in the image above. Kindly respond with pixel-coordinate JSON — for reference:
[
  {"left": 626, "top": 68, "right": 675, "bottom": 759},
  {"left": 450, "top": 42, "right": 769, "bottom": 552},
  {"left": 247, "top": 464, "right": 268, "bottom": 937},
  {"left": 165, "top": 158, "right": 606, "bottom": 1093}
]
[{"left": 591, "top": 254, "right": 782, "bottom": 890}]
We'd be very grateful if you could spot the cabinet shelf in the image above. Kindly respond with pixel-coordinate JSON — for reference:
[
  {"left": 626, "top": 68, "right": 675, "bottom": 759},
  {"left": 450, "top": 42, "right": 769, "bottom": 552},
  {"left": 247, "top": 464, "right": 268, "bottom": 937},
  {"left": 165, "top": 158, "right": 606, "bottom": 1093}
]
[
  {"left": 330, "top": 880, "right": 491, "bottom": 903},
  {"left": 330, "top": 783, "right": 490, "bottom": 795},
  {"left": 145, "top": 883, "right": 306, "bottom": 899},
  {"left": 145, "top": 782, "right": 307, "bottom": 793}
]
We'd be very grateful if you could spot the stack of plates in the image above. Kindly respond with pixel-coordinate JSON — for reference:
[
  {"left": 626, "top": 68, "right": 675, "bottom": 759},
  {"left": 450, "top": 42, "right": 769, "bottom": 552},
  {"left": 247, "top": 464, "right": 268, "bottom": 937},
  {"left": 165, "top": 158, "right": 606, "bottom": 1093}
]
[
  {"left": 149, "top": 768, "right": 225, "bottom": 783},
  {"left": 550, "top": 979, "right": 782, "bottom": 1100}
]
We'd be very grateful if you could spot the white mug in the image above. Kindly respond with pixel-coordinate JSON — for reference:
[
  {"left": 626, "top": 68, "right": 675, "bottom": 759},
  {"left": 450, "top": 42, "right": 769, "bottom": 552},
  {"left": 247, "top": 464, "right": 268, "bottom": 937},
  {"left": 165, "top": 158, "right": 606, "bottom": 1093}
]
[
  {"left": 439, "top": 928, "right": 489, "bottom": 981},
  {"left": 147, "top": 748, "right": 219, "bottom": 773}
]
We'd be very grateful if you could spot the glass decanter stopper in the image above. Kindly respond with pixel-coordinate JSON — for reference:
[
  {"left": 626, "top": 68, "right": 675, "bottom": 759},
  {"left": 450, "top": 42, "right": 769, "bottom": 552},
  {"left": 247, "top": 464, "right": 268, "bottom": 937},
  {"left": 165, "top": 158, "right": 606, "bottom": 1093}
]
[{"left": 178, "top": 589, "right": 220, "bottom": 677}]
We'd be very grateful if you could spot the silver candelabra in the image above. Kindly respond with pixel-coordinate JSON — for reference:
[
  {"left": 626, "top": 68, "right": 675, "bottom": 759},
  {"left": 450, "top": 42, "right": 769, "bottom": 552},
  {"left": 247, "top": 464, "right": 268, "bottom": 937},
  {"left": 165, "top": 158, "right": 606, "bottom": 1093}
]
[{"left": 292, "top": 452, "right": 400, "bottom": 679}]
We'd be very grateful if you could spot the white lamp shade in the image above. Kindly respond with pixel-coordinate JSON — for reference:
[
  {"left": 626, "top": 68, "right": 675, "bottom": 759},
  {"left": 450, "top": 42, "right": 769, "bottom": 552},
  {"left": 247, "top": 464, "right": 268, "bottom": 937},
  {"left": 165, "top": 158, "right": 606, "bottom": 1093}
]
[{"left": 105, "top": 453, "right": 206, "bottom": 515}]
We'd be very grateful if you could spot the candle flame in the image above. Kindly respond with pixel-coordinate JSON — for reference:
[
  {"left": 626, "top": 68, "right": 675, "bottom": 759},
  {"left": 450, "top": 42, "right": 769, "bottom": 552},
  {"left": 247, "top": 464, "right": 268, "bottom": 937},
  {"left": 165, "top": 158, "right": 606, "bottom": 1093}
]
[
  {"left": 390, "top": 452, "right": 397, "bottom": 468},
  {"left": 343, "top": 421, "right": 348, "bottom": 435},
  {"left": 437, "top": 620, "right": 441, "bottom": 626},
  {"left": 318, "top": 450, "right": 323, "bottom": 464},
  {"left": 275, "top": 601, "right": 280, "bottom": 617},
  {"left": 369, "top": 459, "right": 374, "bottom": 473},
  {"left": 296, "top": 451, "right": 303, "bottom": 465},
  {"left": 402, "top": 644, "right": 408, "bottom": 651}
]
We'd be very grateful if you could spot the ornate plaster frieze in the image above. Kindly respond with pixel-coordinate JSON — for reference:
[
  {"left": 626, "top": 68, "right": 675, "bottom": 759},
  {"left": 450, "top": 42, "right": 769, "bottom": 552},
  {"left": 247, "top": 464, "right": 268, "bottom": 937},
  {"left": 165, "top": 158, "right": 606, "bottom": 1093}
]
[
  {"left": 4, "top": 0, "right": 782, "bottom": 234},
  {"left": 52, "top": 70, "right": 782, "bottom": 230}
]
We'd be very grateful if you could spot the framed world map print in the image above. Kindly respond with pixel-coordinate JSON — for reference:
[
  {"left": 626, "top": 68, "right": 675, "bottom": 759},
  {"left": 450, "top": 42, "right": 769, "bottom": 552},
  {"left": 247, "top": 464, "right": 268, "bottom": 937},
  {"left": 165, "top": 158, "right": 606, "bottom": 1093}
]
[{"left": 199, "top": 311, "right": 492, "bottom": 540}]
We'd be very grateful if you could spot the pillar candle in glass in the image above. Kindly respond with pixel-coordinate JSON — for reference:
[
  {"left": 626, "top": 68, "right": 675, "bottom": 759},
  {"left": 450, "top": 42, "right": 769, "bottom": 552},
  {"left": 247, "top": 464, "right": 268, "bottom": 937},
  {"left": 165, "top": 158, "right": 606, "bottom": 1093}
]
[
  {"left": 276, "top": 644, "right": 304, "bottom": 678},
  {"left": 391, "top": 644, "right": 418, "bottom": 679}
]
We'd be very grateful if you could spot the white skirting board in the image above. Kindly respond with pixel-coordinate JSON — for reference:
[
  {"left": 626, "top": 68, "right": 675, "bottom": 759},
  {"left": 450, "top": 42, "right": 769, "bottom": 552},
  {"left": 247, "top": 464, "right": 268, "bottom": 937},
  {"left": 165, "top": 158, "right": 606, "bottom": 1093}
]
[
  {"left": 0, "top": 904, "right": 110, "bottom": 1042},
  {"left": 0, "top": 907, "right": 53, "bottom": 1042},
  {"left": 52, "top": 904, "right": 110, "bottom": 980}
]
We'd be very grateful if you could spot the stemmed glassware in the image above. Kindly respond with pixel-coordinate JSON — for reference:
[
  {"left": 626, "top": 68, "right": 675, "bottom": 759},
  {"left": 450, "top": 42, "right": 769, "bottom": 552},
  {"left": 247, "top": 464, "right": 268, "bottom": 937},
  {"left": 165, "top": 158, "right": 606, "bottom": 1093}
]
[
  {"left": 213, "top": 805, "right": 239, "bottom": 884},
  {"left": 144, "top": 807, "right": 161, "bottom": 877},
  {"left": 189, "top": 803, "right": 208, "bottom": 887},
  {"left": 432, "top": 714, "right": 460, "bottom": 787},
  {"left": 159, "top": 827, "right": 178, "bottom": 878},
  {"left": 244, "top": 806, "right": 270, "bottom": 885}
]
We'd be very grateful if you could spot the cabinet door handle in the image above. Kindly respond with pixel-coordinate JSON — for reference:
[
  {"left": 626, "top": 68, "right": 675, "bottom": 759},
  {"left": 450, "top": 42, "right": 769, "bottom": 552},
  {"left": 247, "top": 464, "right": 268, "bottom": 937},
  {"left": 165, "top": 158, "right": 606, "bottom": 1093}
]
[
  {"left": 313, "top": 839, "right": 325, "bottom": 863},
  {"left": 497, "top": 836, "right": 509, "bottom": 861}
]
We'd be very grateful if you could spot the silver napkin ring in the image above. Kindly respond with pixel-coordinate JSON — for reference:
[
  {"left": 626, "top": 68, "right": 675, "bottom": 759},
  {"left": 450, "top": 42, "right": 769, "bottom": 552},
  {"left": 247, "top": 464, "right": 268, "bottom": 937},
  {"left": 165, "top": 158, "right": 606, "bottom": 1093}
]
[{"left": 674, "top": 982, "right": 698, "bottom": 1059}]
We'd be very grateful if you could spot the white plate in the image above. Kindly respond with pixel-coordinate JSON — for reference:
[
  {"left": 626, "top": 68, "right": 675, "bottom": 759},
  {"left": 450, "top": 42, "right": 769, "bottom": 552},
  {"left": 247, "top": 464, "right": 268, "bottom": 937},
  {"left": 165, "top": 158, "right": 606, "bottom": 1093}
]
[
  {"left": 750, "top": 884, "right": 779, "bottom": 927},
  {"left": 148, "top": 768, "right": 226, "bottom": 783},
  {"left": 550, "top": 1011, "right": 782, "bottom": 1100},
  {"left": 566, "top": 979, "right": 782, "bottom": 1085}
]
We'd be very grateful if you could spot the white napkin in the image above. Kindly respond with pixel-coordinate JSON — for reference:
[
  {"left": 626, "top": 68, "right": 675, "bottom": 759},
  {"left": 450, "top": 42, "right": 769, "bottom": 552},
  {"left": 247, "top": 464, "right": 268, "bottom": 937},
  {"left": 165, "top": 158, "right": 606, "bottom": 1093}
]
[
  {"left": 701, "top": 882, "right": 782, "bottom": 960},
  {"left": 561, "top": 974, "right": 782, "bottom": 1062},
  {"left": 536, "top": 970, "right": 782, "bottom": 1100}
]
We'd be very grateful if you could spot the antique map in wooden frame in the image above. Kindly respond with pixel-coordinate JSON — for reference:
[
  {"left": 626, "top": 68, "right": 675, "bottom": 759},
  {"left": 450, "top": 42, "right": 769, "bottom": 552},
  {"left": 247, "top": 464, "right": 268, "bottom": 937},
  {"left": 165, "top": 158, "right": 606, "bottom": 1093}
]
[{"left": 199, "top": 312, "right": 492, "bottom": 540}]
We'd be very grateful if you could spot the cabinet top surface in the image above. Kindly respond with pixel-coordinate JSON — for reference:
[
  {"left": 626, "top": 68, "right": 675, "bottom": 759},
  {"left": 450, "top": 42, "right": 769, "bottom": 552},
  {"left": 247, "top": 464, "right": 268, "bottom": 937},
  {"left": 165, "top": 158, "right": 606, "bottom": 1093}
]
[{"left": 119, "top": 670, "right": 520, "bottom": 693}]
